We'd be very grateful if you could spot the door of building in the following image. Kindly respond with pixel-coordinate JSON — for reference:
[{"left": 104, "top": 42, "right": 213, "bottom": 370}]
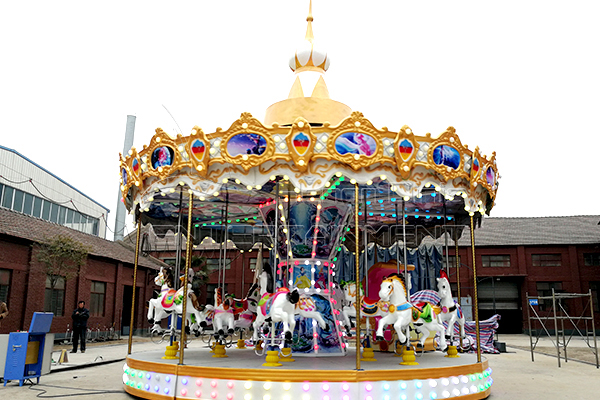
[{"left": 477, "top": 278, "right": 522, "bottom": 334}]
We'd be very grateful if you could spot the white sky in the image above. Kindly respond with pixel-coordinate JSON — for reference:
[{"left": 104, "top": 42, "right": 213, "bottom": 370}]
[{"left": 1, "top": 1, "right": 599, "bottom": 239}]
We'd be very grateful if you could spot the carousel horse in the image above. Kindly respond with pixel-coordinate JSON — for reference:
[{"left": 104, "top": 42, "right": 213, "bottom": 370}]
[
  {"left": 258, "top": 270, "right": 328, "bottom": 331},
  {"left": 436, "top": 270, "right": 466, "bottom": 342},
  {"left": 339, "top": 281, "right": 380, "bottom": 335},
  {"left": 233, "top": 283, "right": 260, "bottom": 330},
  {"left": 147, "top": 266, "right": 204, "bottom": 334},
  {"left": 375, "top": 273, "right": 447, "bottom": 351},
  {"left": 252, "top": 287, "right": 300, "bottom": 341}
]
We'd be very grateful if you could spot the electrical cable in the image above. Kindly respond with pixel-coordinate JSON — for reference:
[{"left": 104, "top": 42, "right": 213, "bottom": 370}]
[{"left": 28, "top": 383, "right": 122, "bottom": 398}]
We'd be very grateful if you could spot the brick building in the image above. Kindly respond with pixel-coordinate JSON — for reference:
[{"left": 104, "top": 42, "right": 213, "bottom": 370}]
[{"left": 0, "top": 207, "right": 166, "bottom": 336}]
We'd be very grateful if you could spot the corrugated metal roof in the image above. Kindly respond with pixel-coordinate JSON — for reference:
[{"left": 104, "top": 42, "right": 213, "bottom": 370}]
[{"left": 0, "top": 207, "right": 166, "bottom": 269}]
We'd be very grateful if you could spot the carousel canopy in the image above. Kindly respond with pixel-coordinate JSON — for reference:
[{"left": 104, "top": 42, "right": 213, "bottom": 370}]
[{"left": 119, "top": 4, "right": 498, "bottom": 253}]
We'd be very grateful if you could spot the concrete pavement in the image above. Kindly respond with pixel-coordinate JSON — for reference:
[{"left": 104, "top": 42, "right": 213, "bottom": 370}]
[{"left": 1, "top": 334, "right": 598, "bottom": 399}]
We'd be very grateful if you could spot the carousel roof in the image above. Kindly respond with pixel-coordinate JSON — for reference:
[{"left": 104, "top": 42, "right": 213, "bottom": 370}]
[{"left": 118, "top": 3, "right": 499, "bottom": 251}]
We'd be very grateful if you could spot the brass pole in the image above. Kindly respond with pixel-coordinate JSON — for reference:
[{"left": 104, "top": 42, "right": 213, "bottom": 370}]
[
  {"left": 179, "top": 191, "right": 194, "bottom": 364},
  {"left": 354, "top": 183, "right": 361, "bottom": 370},
  {"left": 470, "top": 215, "right": 481, "bottom": 362},
  {"left": 455, "top": 230, "right": 461, "bottom": 306},
  {"left": 127, "top": 218, "right": 142, "bottom": 355}
]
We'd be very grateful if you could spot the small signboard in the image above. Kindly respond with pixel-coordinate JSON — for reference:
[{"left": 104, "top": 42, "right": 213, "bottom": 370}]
[{"left": 529, "top": 298, "right": 539, "bottom": 306}]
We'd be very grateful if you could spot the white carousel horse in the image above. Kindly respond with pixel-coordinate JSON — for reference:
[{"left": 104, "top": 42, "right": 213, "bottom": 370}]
[
  {"left": 258, "top": 270, "right": 328, "bottom": 330},
  {"left": 252, "top": 287, "right": 300, "bottom": 342},
  {"left": 375, "top": 274, "right": 447, "bottom": 351},
  {"left": 147, "top": 267, "right": 204, "bottom": 334},
  {"left": 199, "top": 283, "right": 261, "bottom": 335},
  {"left": 437, "top": 270, "right": 466, "bottom": 342},
  {"left": 339, "top": 281, "right": 382, "bottom": 335}
]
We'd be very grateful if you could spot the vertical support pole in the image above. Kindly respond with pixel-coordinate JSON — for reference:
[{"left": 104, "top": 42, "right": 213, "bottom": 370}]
[
  {"left": 552, "top": 288, "right": 561, "bottom": 367},
  {"left": 455, "top": 231, "right": 461, "bottom": 306},
  {"left": 526, "top": 292, "right": 534, "bottom": 362},
  {"left": 469, "top": 215, "right": 481, "bottom": 363},
  {"left": 171, "top": 190, "right": 184, "bottom": 346},
  {"left": 363, "top": 199, "right": 368, "bottom": 296},
  {"left": 395, "top": 203, "right": 400, "bottom": 274},
  {"left": 179, "top": 191, "right": 194, "bottom": 364},
  {"left": 443, "top": 199, "right": 449, "bottom": 276},
  {"left": 402, "top": 200, "right": 408, "bottom": 290},
  {"left": 354, "top": 183, "right": 361, "bottom": 371},
  {"left": 589, "top": 289, "right": 599, "bottom": 368},
  {"left": 222, "top": 192, "right": 229, "bottom": 293},
  {"left": 127, "top": 218, "right": 141, "bottom": 355}
]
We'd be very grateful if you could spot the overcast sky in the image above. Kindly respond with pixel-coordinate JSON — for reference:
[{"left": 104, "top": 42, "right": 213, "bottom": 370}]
[{"left": 1, "top": 1, "right": 599, "bottom": 239}]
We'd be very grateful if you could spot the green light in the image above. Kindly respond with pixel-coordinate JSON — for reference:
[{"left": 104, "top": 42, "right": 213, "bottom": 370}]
[
  {"left": 194, "top": 224, "right": 199, "bottom": 228},
  {"left": 342, "top": 237, "right": 346, "bottom": 241},
  {"left": 337, "top": 247, "right": 341, "bottom": 251},
  {"left": 211, "top": 222, "right": 215, "bottom": 225},
  {"left": 253, "top": 216, "right": 257, "bottom": 219},
  {"left": 227, "top": 220, "right": 231, "bottom": 223},
  {"left": 244, "top": 217, "right": 249, "bottom": 221},
  {"left": 327, "top": 189, "right": 332, "bottom": 193},
  {"left": 138, "top": 372, "right": 143, "bottom": 378},
  {"left": 137, "top": 383, "right": 142, "bottom": 389},
  {"left": 339, "top": 177, "right": 345, "bottom": 181},
  {"left": 236, "top": 219, "right": 240, "bottom": 222},
  {"left": 333, "top": 257, "right": 337, "bottom": 261},
  {"left": 160, "top": 202, "right": 164, "bottom": 205},
  {"left": 174, "top": 203, "right": 178, "bottom": 206},
  {"left": 320, "top": 196, "right": 325, "bottom": 200},
  {"left": 346, "top": 227, "right": 350, "bottom": 231}
]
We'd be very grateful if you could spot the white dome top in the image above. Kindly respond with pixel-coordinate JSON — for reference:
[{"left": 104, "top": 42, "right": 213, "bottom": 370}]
[{"left": 289, "top": 39, "right": 330, "bottom": 72}]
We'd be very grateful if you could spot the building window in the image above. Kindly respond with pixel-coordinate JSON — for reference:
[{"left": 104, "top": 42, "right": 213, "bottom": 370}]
[
  {"left": 482, "top": 255, "right": 511, "bottom": 267},
  {"left": 536, "top": 282, "right": 563, "bottom": 311},
  {"left": 443, "top": 255, "right": 461, "bottom": 269},
  {"left": 0, "top": 269, "right": 10, "bottom": 304},
  {"left": 12, "top": 189, "right": 24, "bottom": 213},
  {"left": 90, "top": 281, "right": 106, "bottom": 317},
  {"left": 44, "top": 275, "right": 65, "bottom": 316},
  {"left": 206, "top": 258, "right": 231, "bottom": 271},
  {"left": 532, "top": 254, "right": 562, "bottom": 267},
  {"left": 584, "top": 253, "right": 600, "bottom": 267},
  {"left": 1, "top": 186, "right": 13, "bottom": 209},
  {"left": 23, "top": 193, "right": 34, "bottom": 215},
  {"left": 590, "top": 282, "right": 600, "bottom": 314},
  {"left": 162, "top": 258, "right": 176, "bottom": 267},
  {"left": 32, "top": 196, "right": 42, "bottom": 218},
  {"left": 249, "top": 258, "right": 258, "bottom": 271}
]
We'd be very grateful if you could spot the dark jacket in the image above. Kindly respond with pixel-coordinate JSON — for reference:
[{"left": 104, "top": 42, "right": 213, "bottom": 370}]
[{"left": 72, "top": 307, "right": 89, "bottom": 329}]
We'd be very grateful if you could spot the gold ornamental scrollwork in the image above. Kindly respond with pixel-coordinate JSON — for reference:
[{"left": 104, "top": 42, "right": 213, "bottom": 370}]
[
  {"left": 216, "top": 112, "right": 276, "bottom": 172},
  {"left": 286, "top": 117, "right": 315, "bottom": 172},
  {"left": 479, "top": 151, "right": 498, "bottom": 198},
  {"left": 325, "top": 111, "right": 384, "bottom": 171},
  {"left": 394, "top": 125, "right": 421, "bottom": 179},
  {"left": 426, "top": 127, "right": 470, "bottom": 182},
  {"left": 184, "top": 126, "right": 210, "bottom": 177},
  {"left": 138, "top": 128, "right": 187, "bottom": 181}
]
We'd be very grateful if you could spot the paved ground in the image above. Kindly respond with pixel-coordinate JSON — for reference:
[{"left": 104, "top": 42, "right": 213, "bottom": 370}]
[{"left": 1, "top": 334, "right": 598, "bottom": 399}]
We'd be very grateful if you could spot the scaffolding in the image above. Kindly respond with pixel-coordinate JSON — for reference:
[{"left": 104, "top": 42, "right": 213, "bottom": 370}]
[{"left": 526, "top": 289, "right": 598, "bottom": 368}]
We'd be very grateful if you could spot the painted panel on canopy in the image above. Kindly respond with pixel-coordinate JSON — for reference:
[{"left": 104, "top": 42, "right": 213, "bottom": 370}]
[
  {"left": 190, "top": 139, "right": 206, "bottom": 162},
  {"left": 334, "top": 132, "right": 377, "bottom": 156},
  {"left": 472, "top": 158, "right": 480, "bottom": 175},
  {"left": 432, "top": 145, "right": 460, "bottom": 170},
  {"left": 226, "top": 133, "right": 267, "bottom": 157},
  {"left": 122, "top": 168, "right": 127, "bottom": 185},
  {"left": 292, "top": 131, "right": 311, "bottom": 156},
  {"left": 260, "top": 201, "right": 350, "bottom": 260},
  {"left": 151, "top": 146, "right": 174, "bottom": 169},
  {"left": 398, "top": 139, "right": 414, "bottom": 162},
  {"left": 486, "top": 167, "right": 495, "bottom": 186}
]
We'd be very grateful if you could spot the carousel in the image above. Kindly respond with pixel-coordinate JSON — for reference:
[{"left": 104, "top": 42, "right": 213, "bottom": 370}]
[{"left": 120, "top": 3, "right": 498, "bottom": 400}]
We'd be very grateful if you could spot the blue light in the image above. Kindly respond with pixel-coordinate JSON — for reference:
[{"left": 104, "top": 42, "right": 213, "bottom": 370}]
[
  {"left": 416, "top": 393, "right": 423, "bottom": 400},
  {"left": 425, "top": 210, "right": 429, "bottom": 213},
  {"left": 426, "top": 216, "right": 430, "bottom": 219},
  {"left": 415, "top": 209, "right": 419, "bottom": 212},
  {"left": 400, "top": 382, "right": 407, "bottom": 390},
  {"left": 431, "top": 193, "right": 436, "bottom": 197},
  {"left": 415, "top": 215, "right": 419, "bottom": 219},
  {"left": 392, "top": 214, "right": 397, "bottom": 218},
  {"left": 369, "top": 213, "right": 373, "bottom": 216},
  {"left": 358, "top": 212, "right": 363, "bottom": 215},
  {"left": 391, "top": 198, "right": 396, "bottom": 202},
  {"left": 182, "top": 378, "right": 188, "bottom": 385},
  {"left": 430, "top": 392, "right": 438, "bottom": 399},
  {"left": 404, "top": 214, "right": 408, "bottom": 218},
  {"left": 415, "top": 380, "right": 423, "bottom": 389},
  {"left": 383, "top": 383, "right": 390, "bottom": 391},
  {"left": 379, "top": 200, "right": 383, "bottom": 203},
  {"left": 164, "top": 388, "right": 170, "bottom": 394},
  {"left": 367, "top": 201, "right": 371, "bottom": 205},
  {"left": 447, "top": 217, "right": 453, "bottom": 220},
  {"left": 437, "top": 216, "right": 441, "bottom": 219},
  {"left": 145, "top": 384, "right": 150, "bottom": 391},
  {"left": 154, "top": 386, "right": 160, "bottom": 393},
  {"left": 381, "top": 213, "right": 385, "bottom": 217}
]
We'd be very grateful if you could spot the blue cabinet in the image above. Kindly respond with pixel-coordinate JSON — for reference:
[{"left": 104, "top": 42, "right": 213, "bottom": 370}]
[{"left": 3, "top": 312, "right": 53, "bottom": 386}]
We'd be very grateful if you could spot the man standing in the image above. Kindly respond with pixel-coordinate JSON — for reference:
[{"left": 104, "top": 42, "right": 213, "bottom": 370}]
[
  {"left": 0, "top": 301, "right": 8, "bottom": 328},
  {"left": 71, "top": 300, "right": 89, "bottom": 353}
]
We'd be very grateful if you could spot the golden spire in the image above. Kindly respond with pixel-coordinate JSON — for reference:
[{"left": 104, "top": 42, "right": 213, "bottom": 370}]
[{"left": 305, "top": 0, "right": 314, "bottom": 43}]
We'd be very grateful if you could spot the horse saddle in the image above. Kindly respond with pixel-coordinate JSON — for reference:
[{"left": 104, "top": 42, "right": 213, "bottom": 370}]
[
  {"left": 258, "top": 288, "right": 289, "bottom": 316},
  {"left": 361, "top": 297, "right": 380, "bottom": 315},
  {"left": 411, "top": 302, "right": 436, "bottom": 323}
]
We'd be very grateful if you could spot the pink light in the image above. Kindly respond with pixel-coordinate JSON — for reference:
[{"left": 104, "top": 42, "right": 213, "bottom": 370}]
[
  {"left": 195, "top": 390, "right": 202, "bottom": 398},
  {"left": 341, "top": 343, "right": 346, "bottom": 348},
  {"left": 322, "top": 383, "right": 330, "bottom": 392},
  {"left": 323, "top": 289, "right": 329, "bottom": 294},
  {"left": 303, "top": 383, "right": 310, "bottom": 392},
  {"left": 313, "top": 240, "right": 317, "bottom": 245},
  {"left": 365, "top": 383, "right": 373, "bottom": 392},
  {"left": 295, "top": 260, "right": 299, "bottom": 265},
  {"left": 316, "top": 216, "right": 320, "bottom": 221},
  {"left": 289, "top": 268, "right": 293, "bottom": 273},
  {"left": 211, "top": 380, "right": 217, "bottom": 388},
  {"left": 339, "top": 332, "right": 343, "bottom": 337},
  {"left": 366, "top": 396, "right": 373, "bottom": 400},
  {"left": 315, "top": 229, "right": 319, "bottom": 233},
  {"left": 324, "top": 262, "right": 328, "bottom": 266},
  {"left": 284, "top": 197, "right": 289, "bottom": 202},
  {"left": 211, "top": 391, "right": 217, "bottom": 398},
  {"left": 323, "top": 396, "right": 330, "bottom": 400},
  {"left": 196, "top": 379, "right": 203, "bottom": 387},
  {"left": 314, "top": 345, "right": 319, "bottom": 350},
  {"left": 227, "top": 381, "right": 234, "bottom": 389},
  {"left": 181, "top": 389, "right": 188, "bottom": 396},
  {"left": 332, "top": 299, "right": 337, "bottom": 305},
  {"left": 312, "top": 252, "right": 316, "bottom": 257},
  {"left": 342, "top": 383, "right": 350, "bottom": 392},
  {"left": 313, "top": 333, "right": 318, "bottom": 338},
  {"left": 227, "top": 394, "right": 234, "bottom": 400},
  {"left": 343, "top": 396, "right": 350, "bottom": 400}
]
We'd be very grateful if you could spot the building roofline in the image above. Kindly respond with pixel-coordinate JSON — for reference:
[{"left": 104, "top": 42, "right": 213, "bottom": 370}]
[{"left": 0, "top": 144, "right": 110, "bottom": 213}]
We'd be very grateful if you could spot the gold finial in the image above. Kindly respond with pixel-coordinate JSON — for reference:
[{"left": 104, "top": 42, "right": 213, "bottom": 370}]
[{"left": 305, "top": 0, "right": 314, "bottom": 43}]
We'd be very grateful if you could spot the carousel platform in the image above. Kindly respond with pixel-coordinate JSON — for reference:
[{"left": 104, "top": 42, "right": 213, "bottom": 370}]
[{"left": 123, "top": 345, "right": 492, "bottom": 400}]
